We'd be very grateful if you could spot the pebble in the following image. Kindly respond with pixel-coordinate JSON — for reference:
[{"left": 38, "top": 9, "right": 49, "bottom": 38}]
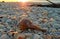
[
  {"left": 43, "top": 35, "right": 52, "bottom": 39},
  {"left": 16, "top": 34, "right": 25, "bottom": 39},
  {"left": 49, "top": 18, "right": 54, "bottom": 22},
  {"left": 0, "top": 34, "right": 10, "bottom": 39},
  {"left": 33, "top": 34, "right": 40, "bottom": 39},
  {"left": 41, "top": 18, "right": 48, "bottom": 23},
  {"left": 42, "top": 10, "right": 48, "bottom": 16}
]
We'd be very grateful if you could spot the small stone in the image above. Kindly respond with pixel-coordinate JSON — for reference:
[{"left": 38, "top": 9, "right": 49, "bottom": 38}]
[
  {"left": 58, "top": 29, "right": 60, "bottom": 32},
  {"left": 42, "top": 10, "right": 48, "bottom": 16},
  {"left": 7, "top": 16, "right": 11, "bottom": 19},
  {"left": 39, "top": 18, "right": 43, "bottom": 21},
  {"left": 49, "top": 18, "right": 54, "bottom": 22},
  {"left": 33, "top": 34, "right": 40, "bottom": 39},
  {"left": 18, "top": 36, "right": 24, "bottom": 39},
  {"left": 51, "top": 29, "right": 57, "bottom": 32},
  {"left": 44, "top": 35, "right": 52, "bottom": 39},
  {"left": 16, "top": 34, "right": 25, "bottom": 39},
  {"left": 42, "top": 18, "right": 48, "bottom": 23},
  {"left": 0, "top": 34, "right": 10, "bottom": 39},
  {"left": 20, "top": 13, "right": 28, "bottom": 18},
  {"left": 24, "top": 33, "right": 32, "bottom": 37},
  {"left": 11, "top": 16, "right": 17, "bottom": 20}
]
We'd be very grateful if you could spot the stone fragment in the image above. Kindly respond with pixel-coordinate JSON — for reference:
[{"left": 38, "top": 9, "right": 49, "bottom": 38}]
[
  {"left": 43, "top": 35, "right": 52, "bottom": 39},
  {"left": 49, "top": 18, "right": 54, "bottom": 22},
  {"left": 33, "top": 34, "right": 40, "bottom": 39}
]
